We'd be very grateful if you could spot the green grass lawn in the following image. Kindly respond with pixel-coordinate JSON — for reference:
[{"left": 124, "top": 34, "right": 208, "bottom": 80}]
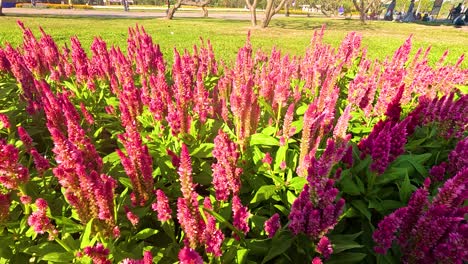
[{"left": 0, "top": 15, "right": 467, "bottom": 67}]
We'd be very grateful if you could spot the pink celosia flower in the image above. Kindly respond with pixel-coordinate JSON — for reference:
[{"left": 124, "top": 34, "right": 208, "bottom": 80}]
[
  {"left": 120, "top": 251, "right": 153, "bottom": 264},
  {"left": 212, "top": 130, "right": 242, "bottom": 201},
  {"left": 316, "top": 236, "right": 333, "bottom": 259},
  {"left": 264, "top": 213, "right": 281, "bottom": 238},
  {"left": 311, "top": 257, "right": 323, "bottom": 264},
  {"left": 0, "top": 114, "right": 10, "bottom": 129},
  {"left": 232, "top": 195, "right": 250, "bottom": 239},
  {"left": 83, "top": 243, "right": 111, "bottom": 264},
  {"left": 17, "top": 126, "right": 33, "bottom": 150},
  {"left": 0, "top": 139, "right": 30, "bottom": 190},
  {"left": 151, "top": 189, "right": 172, "bottom": 222},
  {"left": 27, "top": 198, "right": 58, "bottom": 239},
  {"left": 202, "top": 198, "right": 224, "bottom": 256},
  {"left": 374, "top": 169, "right": 467, "bottom": 262},
  {"left": 178, "top": 246, "right": 203, "bottom": 264},
  {"left": 177, "top": 144, "right": 204, "bottom": 248},
  {"left": 20, "top": 195, "right": 32, "bottom": 204},
  {"left": 262, "top": 153, "right": 273, "bottom": 165},
  {"left": 125, "top": 206, "right": 139, "bottom": 226}
]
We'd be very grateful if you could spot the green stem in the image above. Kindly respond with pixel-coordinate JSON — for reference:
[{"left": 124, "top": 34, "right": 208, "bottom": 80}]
[
  {"left": 274, "top": 105, "right": 282, "bottom": 135},
  {"left": 55, "top": 237, "right": 73, "bottom": 253}
]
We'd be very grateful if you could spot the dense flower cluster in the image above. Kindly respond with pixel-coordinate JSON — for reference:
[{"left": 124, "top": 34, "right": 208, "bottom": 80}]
[
  {"left": 212, "top": 130, "right": 242, "bottom": 201},
  {"left": 264, "top": 213, "right": 281, "bottom": 238},
  {"left": 83, "top": 243, "right": 111, "bottom": 264},
  {"left": 374, "top": 168, "right": 468, "bottom": 263},
  {"left": 0, "top": 21, "right": 466, "bottom": 263},
  {"left": 151, "top": 189, "right": 172, "bottom": 222},
  {"left": 176, "top": 144, "right": 205, "bottom": 249},
  {"left": 0, "top": 138, "right": 30, "bottom": 190},
  {"left": 120, "top": 251, "right": 153, "bottom": 264},
  {"left": 27, "top": 198, "right": 58, "bottom": 239}
]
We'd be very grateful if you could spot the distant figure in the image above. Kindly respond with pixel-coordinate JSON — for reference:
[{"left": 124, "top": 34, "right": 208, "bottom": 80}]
[
  {"left": 465, "top": 8, "right": 468, "bottom": 23},
  {"left": 422, "top": 13, "right": 429, "bottom": 21},
  {"left": 31, "top": 0, "right": 36, "bottom": 7},
  {"left": 453, "top": 13, "right": 465, "bottom": 26},
  {"left": 403, "top": 0, "right": 415, "bottom": 22},
  {"left": 416, "top": 12, "right": 422, "bottom": 20},
  {"left": 395, "top": 12, "right": 402, "bottom": 21},
  {"left": 384, "top": 0, "right": 396, "bottom": 21},
  {"left": 338, "top": 6, "right": 344, "bottom": 16},
  {"left": 454, "top": 3, "right": 462, "bottom": 17},
  {"left": 122, "top": 0, "right": 129, "bottom": 11}
]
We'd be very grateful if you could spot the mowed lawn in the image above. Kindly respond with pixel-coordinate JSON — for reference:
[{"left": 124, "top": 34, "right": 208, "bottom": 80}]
[{"left": 0, "top": 14, "right": 467, "bottom": 67}]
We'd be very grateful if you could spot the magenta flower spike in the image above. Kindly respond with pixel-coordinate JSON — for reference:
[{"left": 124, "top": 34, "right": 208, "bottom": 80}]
[
  {"left": 178, "top": 246, "right": 203, "bottom": 264},
  {"left": 374, "top": 169, "right": 468, "bottom": 262},
  {"left": 0, "top": 139, "right": 30, "bottom": 190},
  {"left": 176, "top": 144, "right": 204, "bottom": 248},
  {"left": 232, "top": 195, "right": 250, "bottom": 239},
  {"left": 27, "top": 198, "right": 58, "bottom": 239},
  {"left": 264, "top": 213, "right": 281, "bottom": 238},
  {"left": 212, "top": 130, "right": 242, "bottom": 201},
  {"left": 83, "top": 243, "right": 111, "bottom": 264},
  {"left": 152, "top": 189, "right": 172, "bottom": 222},
  {"left": 202, "top": 197, "right": 224, "bottom": 256}
]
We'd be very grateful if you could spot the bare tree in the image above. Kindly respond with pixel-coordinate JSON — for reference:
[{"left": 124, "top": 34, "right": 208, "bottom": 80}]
[
  {"left": 353, "top": 0, "right": 383, "bottom": 22},
  {"left": 262, "top": 0, "right": 289, "bottom": 28},
  {"left": 309, "top": 0, "right": 340, "bottom": 16},
  {"left": 245, "top": 0, "right": 258, "bottom": 26},
  {"left": 167, "top": 0, "right": 211, "bottom": 19}
]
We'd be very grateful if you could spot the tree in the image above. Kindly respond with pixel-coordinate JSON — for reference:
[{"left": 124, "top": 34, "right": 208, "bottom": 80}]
[
  {"left": 352, "top": 0, "right": 382, "bottom": 21},
  {"left": 262, "top": 0, "right": 290, "bottom": 27},
  {"left": 167, "top": 0, "right": 212, "bottom": 19},
  {"left": 0, "top": 0, "right": 3, "bottom": 16},
  {"left": 245, "top": 0, "right": 258, "bottom": 26}
]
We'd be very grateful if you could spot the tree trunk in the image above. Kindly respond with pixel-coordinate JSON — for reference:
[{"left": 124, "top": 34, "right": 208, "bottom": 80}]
[
  {"left": 261, "top": 0, "right": 288, "bottom": 28},
  {"left": 0, "top": 0, "right": 3, "bottom": 16},
  {"left": 202, "top": 6, "right": 208, "bottom": 17},
  {"left": 353, "top": 0, "right": 366, "bottom": 22},
  {"left": 285, "top": 1, "right": 289, "bottom": 16},
  {"left": 245, "top": 0, "right": 258, "bottom": 26},
  {"left": 167, "top": 0, "right": 210, "bottom": 19},
  {"left": 166, "top": 0, "right": 182, "bottom": 19}
]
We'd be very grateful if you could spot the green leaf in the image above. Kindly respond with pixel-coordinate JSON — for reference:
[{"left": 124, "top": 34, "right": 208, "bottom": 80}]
[
  {"left": 134, "top": 228, "right": 159, "bottom": 240},
  {"left": 339, "top": 171, "right": 363, "bottom": 195},
  {"left": 24, "top": 242, "right": 65, "bottom": 256},
  {"left": 287, "top": 177, "right": 307, "bottom": 191},
  {"left": 274, "top": 146, "right": 288, "bottom": 172},
  {"left": 250, "top": 185, "right": 277, "bottom": 204},
  {"left": 203, "top": 208, "right": 244, "bottom": 241},
  {"left": 250, "top": 133, "right": 279, "bottom": 146},
  {"left": 41, "top": 252, "right": 75, "bottom": 263},
  {"left": 327, "top": 252, "right": 367, "bottom": 264},
  {"left": 80, "top": 218, "right": 94, "bottom": 249},
  {"left": 351, "top": 200, "right": 371, "bottom": 221},
  {"left": 191, "top": 143, "right": 214, "bottom": 158},
  {"left": 369, "top": 200, "right": 404, "bottom": 214},
  {"left": 398, "top": 172, "right": 414, "bottom": 203},
  {"left": 236, "top": 248, "right": 249, "bottom": 264},
  {"left": 261, "top": 231, "right": 294, "bottom": 264},
  {"left": 332, "top": 240, "right": 364, "bottom": 254}
]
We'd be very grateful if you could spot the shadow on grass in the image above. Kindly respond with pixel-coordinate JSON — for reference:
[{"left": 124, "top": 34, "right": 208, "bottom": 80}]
[
  {"left": 3, "top": 13, "right": 161, "bottom": 20},
  {"left": 269, "top": 17, "right": 379, "bottom": 31}
]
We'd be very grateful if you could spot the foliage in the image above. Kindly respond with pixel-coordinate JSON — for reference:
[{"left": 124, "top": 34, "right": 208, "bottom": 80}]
[{"left": 0, "top": 21, "right": 467, "bottom": 264}]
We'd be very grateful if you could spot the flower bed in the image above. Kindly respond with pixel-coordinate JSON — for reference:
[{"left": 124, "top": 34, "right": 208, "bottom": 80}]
[{"left": 0, "top": 21, "right": 466, "bottom": 263}]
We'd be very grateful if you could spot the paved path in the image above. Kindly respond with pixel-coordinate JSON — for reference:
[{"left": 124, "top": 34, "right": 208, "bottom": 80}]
[{"left": 2, "top": 7, "right": 254, "bottom": 20}]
